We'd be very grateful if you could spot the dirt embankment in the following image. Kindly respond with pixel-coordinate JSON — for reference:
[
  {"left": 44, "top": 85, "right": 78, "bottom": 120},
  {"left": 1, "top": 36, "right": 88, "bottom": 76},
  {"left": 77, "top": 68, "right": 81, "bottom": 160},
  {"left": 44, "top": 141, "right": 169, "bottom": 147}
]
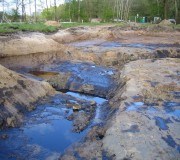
[
  {"left": 0, "top": 64, "right": 54, "bottom": 128},
  {"left": 0, "top": 33, "right": 68, "bottom": 69},
  {"left": 0, "top": 26, "right": 114, "bottom": 69},
  {"left": 0, "top": 26, "right": 179, "bottom": 69},
  {"left": 103, "top": 58, "right": 180, "bottom": 160}
]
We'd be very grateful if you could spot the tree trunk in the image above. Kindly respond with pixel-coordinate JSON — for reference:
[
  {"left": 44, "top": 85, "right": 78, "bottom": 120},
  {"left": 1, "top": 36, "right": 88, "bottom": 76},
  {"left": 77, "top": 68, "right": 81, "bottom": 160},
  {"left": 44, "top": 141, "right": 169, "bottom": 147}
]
[
  {"left": 164, "top": 0, "right": 168, "bottom": 19},
  {"left": 29, "top": 0, "right": 31, "bottom": 16},
  {"left": 78, "top": 0, "right": 80, "bottom": 22},
  {"left": 22, "top": 0, "right": 25, "bottom": 21},
  {"left": 174, "top": 0, "right": 179, "bottom": 23},
  {"left": 2, "top": 0, "right": 5, "bottom": 21},
  {"left": 54, "top": 0, "right": 57, "bottom": 21},
  {"left": 46, "top": 0, "right": 49, "bottom": 11},
  {"left": 34, "top": 0, "right": 37, "bottom": 22},
  {"left": 157, "top": 0, "right": 160, "bottom": 16}
]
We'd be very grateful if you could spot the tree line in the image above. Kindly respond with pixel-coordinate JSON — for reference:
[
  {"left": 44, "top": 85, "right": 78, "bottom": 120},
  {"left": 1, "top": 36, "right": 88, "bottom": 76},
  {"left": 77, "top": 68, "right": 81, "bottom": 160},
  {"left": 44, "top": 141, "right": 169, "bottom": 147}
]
[{"left": 0, "top": 0, "right": 179, "bottom": 23}]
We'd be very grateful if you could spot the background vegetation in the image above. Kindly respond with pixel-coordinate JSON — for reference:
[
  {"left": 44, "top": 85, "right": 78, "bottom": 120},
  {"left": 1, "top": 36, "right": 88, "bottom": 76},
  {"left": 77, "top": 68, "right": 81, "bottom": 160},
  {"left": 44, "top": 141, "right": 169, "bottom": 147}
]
[
  {"left": 0, "top": 0, "right": 179, "bottom": 23},
  {"left": 0, "top": 0, "right": 179, "bottom": 33}
]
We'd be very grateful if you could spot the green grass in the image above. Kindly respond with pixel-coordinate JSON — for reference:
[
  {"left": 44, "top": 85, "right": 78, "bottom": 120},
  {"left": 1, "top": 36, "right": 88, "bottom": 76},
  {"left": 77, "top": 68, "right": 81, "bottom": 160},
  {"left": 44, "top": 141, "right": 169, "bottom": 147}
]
[
  {"left": 0, "top": 23, "right": 59, "bottom": 34},
  {"left": 0, "top": 22, "right": 179, "bottom": 34},
  {"left": 173, "top": 24, "right": 180, "bottom": 30},
  {"left": 60, "top": 22, "right": 114, "bottom": 29},
  {"left": 0, "top": 22, "right": 114, "bottom": 33}
]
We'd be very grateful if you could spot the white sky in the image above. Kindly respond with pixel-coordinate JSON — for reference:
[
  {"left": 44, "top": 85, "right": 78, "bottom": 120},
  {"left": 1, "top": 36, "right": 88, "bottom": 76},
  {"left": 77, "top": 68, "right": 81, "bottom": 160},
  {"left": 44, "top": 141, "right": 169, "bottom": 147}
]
[{"left": 0, "top": 0, "right": 65, "bottom": 15}]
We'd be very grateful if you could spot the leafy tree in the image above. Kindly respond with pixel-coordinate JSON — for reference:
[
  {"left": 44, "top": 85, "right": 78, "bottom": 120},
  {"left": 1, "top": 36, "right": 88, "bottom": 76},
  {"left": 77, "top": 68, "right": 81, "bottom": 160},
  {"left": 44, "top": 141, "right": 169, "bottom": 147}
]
[
  {"left": 9, "top": 9, "right": 21, "bottom": 21},
  {"left": 39, "top": 0, "right": 179, "bottom": 23}
]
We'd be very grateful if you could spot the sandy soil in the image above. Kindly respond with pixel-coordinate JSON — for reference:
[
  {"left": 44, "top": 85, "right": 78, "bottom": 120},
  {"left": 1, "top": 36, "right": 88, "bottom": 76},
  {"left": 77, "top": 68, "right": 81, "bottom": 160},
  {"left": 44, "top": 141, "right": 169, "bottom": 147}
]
[
  {"left": 0, "top": 64, "right": 54, "bottom": 128},
  {"left": 103, "top": 58, "right": 180, "bottom": 160}
]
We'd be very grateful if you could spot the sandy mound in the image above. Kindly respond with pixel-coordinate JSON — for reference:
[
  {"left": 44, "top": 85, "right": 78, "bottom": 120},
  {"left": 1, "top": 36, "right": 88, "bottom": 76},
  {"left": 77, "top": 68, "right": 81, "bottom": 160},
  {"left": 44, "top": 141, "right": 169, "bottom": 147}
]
[
  {"left": 0, "top": 33, "right": 64, "bottom": 57},
  {"left": 45, "top": 21, "right": 61, "bottom": 27},
  {"left": 159, "top": 19, "right": 172, "bottom": 25}
]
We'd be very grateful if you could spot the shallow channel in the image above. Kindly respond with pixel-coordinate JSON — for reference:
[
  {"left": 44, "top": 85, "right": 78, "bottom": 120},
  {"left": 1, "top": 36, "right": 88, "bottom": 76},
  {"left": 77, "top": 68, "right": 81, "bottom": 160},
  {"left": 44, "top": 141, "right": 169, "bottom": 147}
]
[{"left": 70, "top": 39, "right": 179, "bottom": 51}]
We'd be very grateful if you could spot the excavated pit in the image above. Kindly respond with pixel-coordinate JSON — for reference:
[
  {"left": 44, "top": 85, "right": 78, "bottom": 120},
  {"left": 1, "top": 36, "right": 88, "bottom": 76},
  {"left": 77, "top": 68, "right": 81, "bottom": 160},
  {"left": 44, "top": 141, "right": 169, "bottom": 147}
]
[
  {"left": 0, "top": 58, "right": 117, "bottom": 159},
  {"left": 0, "top": 26, "right": 180, "bottom": 160}
]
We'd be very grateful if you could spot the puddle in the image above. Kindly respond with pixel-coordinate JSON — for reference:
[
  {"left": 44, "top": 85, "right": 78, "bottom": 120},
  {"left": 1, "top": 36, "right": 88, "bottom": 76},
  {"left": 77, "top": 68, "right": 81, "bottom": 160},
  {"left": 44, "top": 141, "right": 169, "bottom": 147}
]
[
  {"left": 155, "top": 117, "right": 172, "bottom": 130},
  {"left": 101, "top": 42, "right": 179, "bottom": 50},
  {"left": 29, "top": 71, "right": 59, "bottom": 79},
  {"left": 70, "top": 40, "right": 179, "bottom": 51},
  {"left": 70, "top": 39, "right": 105, "bottom": 48},
  {"left": 126, "top": 102, "right": 157, "bottom": 113},
  {"left": 126, "top": 102, "right": 144, "bottom": 111},
  {"left": 163, "top": 102, "right": 180, "bottom": 118},
  {"left": 162, "top": 135, "right": 180, "bottom": 152}
]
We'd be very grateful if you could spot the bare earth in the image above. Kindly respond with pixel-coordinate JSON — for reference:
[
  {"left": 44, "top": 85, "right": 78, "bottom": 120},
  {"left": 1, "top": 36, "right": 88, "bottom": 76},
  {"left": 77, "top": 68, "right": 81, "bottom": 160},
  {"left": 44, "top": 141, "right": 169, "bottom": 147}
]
[{"left": 0, "top": 24, "right": 179, "bottom": 159}]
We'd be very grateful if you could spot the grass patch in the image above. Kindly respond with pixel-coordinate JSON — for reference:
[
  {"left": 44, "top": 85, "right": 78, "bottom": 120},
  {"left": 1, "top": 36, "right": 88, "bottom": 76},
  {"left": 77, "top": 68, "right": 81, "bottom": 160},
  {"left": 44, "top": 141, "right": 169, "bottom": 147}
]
[
  {"left": 0, "top": 22, "right": 114, "bottom": 33},
  {"left": 1, "top": 22, "right": 178, "bottom": 33},
  {"left": 173, "top": 24, "right": 180, "bottom": 30},
  {"left": 0, "top": 23, "right": 59, "bottom": 34},
  {"left": 60, "top": 22, "right": 114, "bottom": 29}
]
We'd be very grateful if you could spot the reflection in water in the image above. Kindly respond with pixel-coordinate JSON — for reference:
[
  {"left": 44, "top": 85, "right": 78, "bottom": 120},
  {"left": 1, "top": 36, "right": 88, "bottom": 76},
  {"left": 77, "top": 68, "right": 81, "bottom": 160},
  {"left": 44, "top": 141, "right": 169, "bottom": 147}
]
[
  {"left": 0, "top": 96, "right": 85, "bottom": 159},
  {"left": 0, "top": 92, "right": 108, "bottom": 160},
  {"left": 23, "top": 119, "right": 83, "bottom": 152}
]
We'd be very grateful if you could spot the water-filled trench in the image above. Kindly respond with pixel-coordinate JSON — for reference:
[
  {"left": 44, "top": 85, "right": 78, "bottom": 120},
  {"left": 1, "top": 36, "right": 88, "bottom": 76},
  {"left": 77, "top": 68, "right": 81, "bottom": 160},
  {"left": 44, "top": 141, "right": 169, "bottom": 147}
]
[
  {"left": 0, "top": 59, "right": 114, "bottom": 159},
  {"left": 0, "top": 91, "right": 107, "bottom": 159}
]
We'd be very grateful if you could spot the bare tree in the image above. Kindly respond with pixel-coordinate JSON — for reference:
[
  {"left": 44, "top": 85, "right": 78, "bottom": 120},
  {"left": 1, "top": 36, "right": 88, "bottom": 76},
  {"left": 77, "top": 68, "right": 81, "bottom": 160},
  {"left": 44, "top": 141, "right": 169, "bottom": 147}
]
[
  {"left": 54, "top": 0, "right": 57, "bottom": 20},
  {"left": 2, "top": 0, "right": 5, "bottom": 21},
  {"left": 28, "top": 0, "right": 31, "bottom": 16},
  {"left": 34, "top": 0, "right": 37, "bottom": 22},
  {"left": 21, "top": 0, "right": 26, "bottom": 21},
  {"left": 46, "top": 0, "right": 49, "bottom": 11},
  {"left": 114, "top": 0, "right": 132, "bottom": 21},
  {"left": 174, "top": 0, "right": 179, "bottom": 23},
  {"left": 78, "top": 0, "right": 80, "bottom": 22},
  {"left": 163, "top": 0, "right": 168, "bottom": 19}
]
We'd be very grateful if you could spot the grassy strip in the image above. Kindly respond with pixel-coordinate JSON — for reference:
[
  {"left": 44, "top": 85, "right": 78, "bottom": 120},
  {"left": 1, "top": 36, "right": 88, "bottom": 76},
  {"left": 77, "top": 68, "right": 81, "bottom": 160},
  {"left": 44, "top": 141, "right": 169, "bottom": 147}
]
[
  {"left": 0, "top": 23, "right": 59, "bottom": 34},
  {"left": 60, "top": 22, "right": 114, "bottom": 29},
  {"left": 0, "top": 22, "right": 179, "bottom": 34},
  {"left": 0, "top": 22, "right": 113, "bottom": 33}
]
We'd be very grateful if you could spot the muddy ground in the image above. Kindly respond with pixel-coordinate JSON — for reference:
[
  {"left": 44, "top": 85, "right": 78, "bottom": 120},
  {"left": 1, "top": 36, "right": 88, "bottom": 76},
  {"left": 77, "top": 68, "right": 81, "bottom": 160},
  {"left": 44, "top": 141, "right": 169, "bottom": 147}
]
[{"left": 0, "top": 24, "right": 180, "bottom": 160}]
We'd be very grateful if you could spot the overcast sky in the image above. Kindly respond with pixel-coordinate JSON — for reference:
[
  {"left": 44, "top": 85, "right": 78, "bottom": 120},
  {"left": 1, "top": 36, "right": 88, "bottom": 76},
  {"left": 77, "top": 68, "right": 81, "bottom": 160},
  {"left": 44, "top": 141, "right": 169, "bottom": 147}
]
[{"left": 0, "top": 0, "right": 65, "bottom": 14}]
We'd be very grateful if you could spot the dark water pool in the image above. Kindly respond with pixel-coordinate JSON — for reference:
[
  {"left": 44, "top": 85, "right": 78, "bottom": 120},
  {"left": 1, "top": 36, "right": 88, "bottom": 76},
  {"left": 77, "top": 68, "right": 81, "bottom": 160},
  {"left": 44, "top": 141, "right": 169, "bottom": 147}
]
[
  {"left": 70, "top": 39, "right": 179, "bottom": 51},
  {"left": 0, "top": 93, "right": 107, "bottom": 160}
]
